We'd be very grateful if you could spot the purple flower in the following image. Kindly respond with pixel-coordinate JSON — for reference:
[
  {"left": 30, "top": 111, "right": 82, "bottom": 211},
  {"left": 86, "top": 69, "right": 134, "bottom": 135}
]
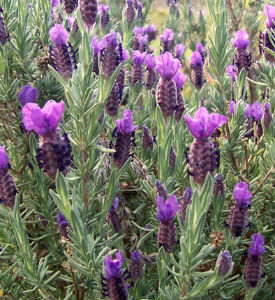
[
  {"left": 214, "top": 173, "right": 224, "bottom": 197},
  {"left": 134, "top": 26, "right": 146, "bottom": 36},
  {"left": 116, "top": 110, "right": 138, "bottom": 134},
  {"left": 156, "top": 52, "right": 180, "bottom": 80},
  {"left": 232, "top": 29, "right": 250, "bottom": 50},
  {"left": 104, "top": 250, "right": 123, "bottom": 279},
  {"left": 249, "top": 234, "right": 265, "bottom": 257},
  {"left": 184, "top": 107, "right": 227, "bottom": 139},
  {"left": 18, "top": 84, "right": 39, "bottom": 106},
  {"left": 233, "top": 182, "right": 252, "bottom": 207},
  {"left": 173, "top": 70, "right": 187, "bottom": 90},
  {"left": 145, "top": 54, "right": 156, "bottom": 70},
  {"left": 147, "top": 23, "right": 156, "bottom": 34},
  {"left": 122, "top": 48, "right": 129, "bottom": 62},
  {"left": 264, "top": 102, "right": 271, "bottom": 111},
  {"left": 265, "top": 5, "right": 275, "bottom": 28},
  {"left": 57, "top": 213, "right": 69, "bottom": 238},
  {"left": 156, "top": 194, "right": 178, "bottom": 223},
  {"left": 0, "top": 146, "right": 9, "bottom": 170},
  {"left": 22, "top": 100, "right": 64, "bottom": 136},
  {"left": 103, "top": 30, "right": 118, "bottom": 48},
  {"left": 218, "top": 251, "right": 232, "bottom": 276},
  {"left": 132, "top": 50, "right": 146, "bottom": 66},
  {"left": 190, "top": 51, "right": 203, "bottom": 67},
  {"left": 226, "top": 65, "right": 236, "bottom": 82},
  {"left": 250, "top": 101, "right": 263, "bottom": 122},
  {"left": 109, "top": 197, "right": 119, "bottom": 213},
  {"left": 52, "top": 0, "right": 59, "bottom": 8},
  {"left": 101, "top": 4, "right": 109, "bottom": 14},
  {"left": 131, "top": 251, "right": 141, "bottom": 262},
  {"left": 196, "top": 42, "right": 206, "bottom": 58},
  {"left": 49, "top": 24, "right": 69, "bottom": 46},
  {"left": 130, "top": 251, "right": 142, "bottom": 280},
  {"left": 175, "top": 44, "right": 186, "bottom": 58},
  {"left": 91, "top": 35, "right": 101, "bottom": 55},
  {"left": 160, "top": 28, "right": 174, "bottom": 43}
]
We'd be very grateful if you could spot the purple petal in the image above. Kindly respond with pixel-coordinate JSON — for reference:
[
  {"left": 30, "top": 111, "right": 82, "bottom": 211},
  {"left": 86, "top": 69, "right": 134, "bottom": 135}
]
[
  {"left": 232, "top": 29, "right": 250, "bottom": 50},
  {"left": 49, "top": 24, "right": 68, "bottom": 46},
  {"left": 116, "top": 110, "right": 138, "bottom": 134},
  {"left": 160, "top": 28, "right": 174, "bottom": 43},
  {"left": 184, "top": 115, "right": 205, "bottom": 139},
  {"left": 104, "top": 251, "right": 123, "bottom": 278},
  {"left": 196, "top": 42, "right": 206, "bottom": 57},
  {"left": 173, "top": 70, "right": 187, "bottom": 90},
  {"left": 104, "top": 31, "right": 118, "bottom": 48},
  {"left": 175, "top": 44, "right": 186, "bottom": 57},
  {"left": 91, "top": 35, "right": 100, "bottom": 55},
  {"left": 18, "top": 84, "right": 39, "bottom": 106},
  {"left": 156, "top": 52, "right": 180, "bottom": 80},
  {"left": 109, "top": 197, "right": 119, "bottom": 212},
  {"left": 42, "top": 100, "right": 64, "bottom": 131},
  {"left": 0, "top": 146, "right": 9, "bottom": 170},
  {"left": 190, "top": 51, "right": 203, "bottom": 67},
  {"left": 132, "top": 50, "right": 146, "bottom": 66},
  {"left": 265, "top": 5, "right": 275, "bottom": 27},
  {"left": 233, "top": 182, "right": 252, "bottom": 207},
  {"left": 101, "top": 4, "right": 109, "bottom": 14},
  {"left": 250, "top": 101, "right": 263, "bottom": 122},
  {"left": 145, "top": 54, "right": 156, "bottom": 70},
  {"left": 249, "top": 234, "right": 265, "bottom": 257},
  {"left": 156, "top": 194, "right": 178, "bottom": 223},
  {"left": 130, "top": 251, "right": 141, "bottom": 262},
  {"left": 226, "top": 65, "right": 236, "bottom": 82}
]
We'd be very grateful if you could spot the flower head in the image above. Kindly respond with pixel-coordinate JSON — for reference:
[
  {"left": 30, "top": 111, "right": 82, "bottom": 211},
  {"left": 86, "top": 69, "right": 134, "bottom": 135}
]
[
  {"left": 264, "top": 102, "right": 271, "bottom": 111},
  {"left": 137, "top": 33, "right": 148, "bottom": 46},
  {"left": 22, "top": 100, "right": 64, "bottom": 136},
  {"left": 233, "top": 182, "right": 252, "bottom": 207},
  {"left": 173, "top": 70, "right": 187, "bottom": 90},
  {"left": 104, "top": 251, "right": 123, "bottom": 278},
  {"left": 190, "top": 51, "right": 203, "bottom": 67},
  {"left": 109, "top": 197, "right": 119, "bottom": 213},
  {"left": 147, "top": 23, "right": 156, "bottom": 34},
  {"left": 91, "top": 35, "right": 101, "bottom": 56},
  {"left": 122, "top": 48, "right": 129, "bottom": 62},
  {"left": 250, "top": 101, "right": 263, "bottom": 122},
  {"left": 249, "top": 234, "right": 265, "bottom": 257},
  {"left": 18, "top": 84, "right": 39, "bottom": 106},
  {"left": 265, "top": 5, "right": 275, "bottom": 28},
  {"left": 156, "top": 52, "right": 180, "bottom": 80},
  {"left": 232, "top": 29, "right": 250, "bottom": 50},
  {"left": 49, "top": 24, "right": 69, "bottom": 46},
  {"left": 196, "top": 42, "right": 206, "bottom": 57},
  {"left": 160, "top": 28, "right": 174, "bottom": 43},
  {"left": 145, "top": 54, "right": 156, "bottom": 70},
  {"left": 101, "top": 4, "right": 109, "bottom": 14},
  {"left": 217, "top": 251, "right": 232, "bottom": 276},
  {"left": 226, "top": 65, "right": 236, "bottom": 82},
  {"left": 134, "top": 26, "right": 146, "bottom": 36},
  {"left": 116, "top": 110, "right": 138, "bottom": 134},
  {"left": 184, "top": 107, "right": 227, "bottom": 139},
  {"left": 103, "top": 31, "right": 118, "bottom": 48},
  {"left": 156, "top": 194, "right": 178, "bottom": 223},
  {"left": 57, "top": 213, "right": 69, "bottom": 237},
  {"left": 130, "top": 251, "right": 141, "bottom": 262},
  {"left": 0, "top": 146, "right": 9, "bottom": 170},
  {"left": 132, "top": 50, "right": 146, "bottom": 66},
  {"left": 175, "top": 44, "right": 186, "bottom": 57}
]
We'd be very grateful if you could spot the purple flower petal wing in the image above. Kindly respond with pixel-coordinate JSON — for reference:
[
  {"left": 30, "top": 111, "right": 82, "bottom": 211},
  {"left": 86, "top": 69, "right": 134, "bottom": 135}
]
[
  {"left": 22, "top": 103, "right": 47, "bottom": 135},
  {"left": 0, "top": 146, "right": 9, "bottom": 169},
  {"left": 184, "top": 115, "right": 204, "bottom": 139},
  {"left": 42, "top": 100, "right": 64, "bottom": 130}
]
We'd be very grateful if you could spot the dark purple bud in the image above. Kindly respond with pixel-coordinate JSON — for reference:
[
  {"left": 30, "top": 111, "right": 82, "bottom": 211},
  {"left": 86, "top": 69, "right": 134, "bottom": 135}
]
[
  {"left": 57, "top": 213, "right": 69, "bottom": 238},
  {"left": 217, "top": 251, "right": 232, "bottom": 276},
  {"left": 100, "top": 4, "right": 109, "bottom": 29},
  {"left": 63, "top": 0, "right": 78, "bottom": 15},
  {"left": 146, "top": 24, "right": 157, "bottom": 41},
  {"left": 169, "top": 145, "right": 176, "bottom": 170},
  {"left": 190, "top": 51, "right": 204, "bottom": 89},
  {"left": 18, "top": 84, "right": 39, "bottom": 106},
  {"left": 226, "top": 65, "right": 236, "bottom": 82},
  {"left": 245, "top": 234, "right": 265, "bottom": 287},
  {"left": 156, "top": 180, "right": 168, "bottom": 200},
  {"left": 0, "top": 11, "right": 8, "bottom": 45},
  {"left": 131, "top": 50, "right": 146, "bottom": 87},
  {"left": 213, "top": 174, "right": 224, "bottom": 197},
  {"left": 125, "top": 0, "right": 136, "bottom": 24},
  {"left": 80, "top": 0, "right": 98, "bottom": 28},
  {"left": 142, "top": 125, "right": 154, "bottom": 151},
  {"left": 0, "top": 146, "right": 17, "bottom": 208},
  {"left": 105, "top": 83, "right": 120, "bottom": 117},
  {"left": 160, "top": 28, "right": 174, "bottom": 53},
  {"left": 264, "top": 102, "right": 272, "bottom": 129},
  {"left": 175, "top": 44, "right": 185, "bottom": 59},
  {"left": 39, "top": 214, "right": 48, "bottom": 227},
  {"left": 179, "top": 187, "right": 192, "bottom": 224},
  {"left": 113, "top": 110, "right": 137, "bottom": 168},
  {"left": 196, "top": 42, "right": 206, "bottom": 62},
  {"left": 107, "top": 197, "right": 122, "bottom": 233},
  {"left": 22, "top": 101, "right": 64, "bottom": 136},
  {"left": 130, "top": 251, "right": 143, "bottom": 281}
]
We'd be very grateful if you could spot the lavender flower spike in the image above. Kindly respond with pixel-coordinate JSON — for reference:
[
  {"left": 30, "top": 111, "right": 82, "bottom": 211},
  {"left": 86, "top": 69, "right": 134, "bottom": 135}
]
[
  {"left": 0, "top": 146, "right": 17, "bottom": 208},
  {"left": 179, "top": 187, "right": 192, "bottom": 225},
  {"left": 156, "top": 179, "right": 168, "bottom": 200},
  {"left": 185, "top": 107, "right": 226, "bottom": 185},
  {"left": 18, "top": 84, "right": 39, "bottom": 106},
  {"left": 196, "top": 42, "right": 206, "bottom": 62},
  {"left": 100, "top": 4, "right": 109, "bottom": 29},
  {"left": 245, "top": 234, "right": 265, "bottom": 287},
  {"left": 160, "top": 28, "right": 174, "bottom": 53},
  {"left": 233, "top": 30, "right": 251, "bottom": 73},
  {"left": 63, "top": 0, "right": 78, "bottom": 15},
  {"left": 157, "top": 194, "right": 178, "bottom": 253},
  {"left": 174, "top": 71, "right": 187, "bottom": 122},
  {"left": 113, "top": 110, "right": 137, "bottom": 168},
  {"left": 250, "top": 101, "right": 263, "bottom": 123},
  {"left": 217, "top": 251, "right": 232, "bottom": 276},
  {"left": 57, "top": 213, "right": 69, "bottom": 238},
  {"left": 80, "top": 0, "right": 98, "bottom": 28},
  {"left": 131, "top": 50, "right": 146, "bottom": 87},
  {"left": 125, "top": 0, "right": 136, "bottom": 24},
  {"left": 103, "top": 251, "right": 128, "bottom": 300},
  {"left": 0, "top": 8, "right": 9, "bottom": 45},
  {"left": 156, "top": 52, "right": 180, "bottom": 80},
  {"left": 142, "top": 125, "right": 154, "bottom": 151},
  {"left": 175, "top": 44, "right": 185, "bottom": 59},
  {"left": 229, "top": 182, "right": 251, "bottom": 237},
  {"left": 264, "top": 102, "right": 272, "bottom": 129},
  {"left": 232, "top": 29, "right": 250, "bottom": 50},
  {"left": 107, "top": 197, "right": 122, "bottom": 233},
  {"left": 264, "top": 5, "right": 275, "bottom": 28},
  {"left": 130, "top": 251, "right": 143, "bottom": 281},
  {"left": 190, "top": 51, "right": 204, "bottom": 89},
  {"left": 145, "top": 54, "right": 157, "bottom": 89},
  {"left": 49, "top": 24, "right": 69, "bottom": 46}
]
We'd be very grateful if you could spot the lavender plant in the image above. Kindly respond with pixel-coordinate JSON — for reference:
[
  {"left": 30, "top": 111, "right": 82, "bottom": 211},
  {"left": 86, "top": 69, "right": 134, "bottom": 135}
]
[{"left": 0, "top": 0, "right": 274, "bottom": 299}]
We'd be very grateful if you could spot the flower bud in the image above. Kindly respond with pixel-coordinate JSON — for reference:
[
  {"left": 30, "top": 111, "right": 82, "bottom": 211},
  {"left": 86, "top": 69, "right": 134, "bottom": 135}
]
[
  {"left": 80, "top": 0, "right": 98, "bottom": 28},
  {"left": 130, "top": 251, "right": 143, "bottom": 281},
  {"left": 217, "top": 251, "right": 232, "bottom": 276}
]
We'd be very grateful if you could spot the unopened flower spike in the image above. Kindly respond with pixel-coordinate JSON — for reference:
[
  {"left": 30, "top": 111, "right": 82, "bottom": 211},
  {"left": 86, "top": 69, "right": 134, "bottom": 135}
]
[
  {"left": 229, "top": 182, "right": 251, "bottom": 237},
  {"left": 22, "top": 100, "right": 72, "bottom": 180},
  {"left": 145, "top": 54, "right": 157, "bottom": 90},
  {"left": 18, "top": 84, "right": 39, "bottom": 106},
  {"left": 100, "top": 4, "right": 109, "bottom": 29},
  {"left": 142, "top": 125, "right": 154, "bottom": 151},
  {"left": 157, "top": 194, "right": 178, "bottom": 253},
  {"left": 264, "top": 102, "right": 272, "bottom": 129},
  {"left": 113, "top": 110, "right": 137, "bottom": 168},
  {"left": 217, "top": 251, "right": 232, "bottom": 276},
  {"left": 232, "top": 29, "right": 251, "bottom": 74},
  {"left": 57, "top": 213, "right": 69, "bottom": 238},
  {"left": 0, "top": 146, "right": 17, "bottom": 208},
  {"left": 156, "top": 52, "right": 180, "bottom": 119},
  {"left": 130, "top": 251, "right": 143, "bottom": 281},
  {"left": 107, "top": 197, "right": 122, "bottom": 233},
  {"left": 173, "top": 70, "right": 187, "bottom": 122},
  {"left": 146, "top": 23, "right": 157, "bottom": 41},
  {"left": 156, "top": 179, "right": 168, "bottom": 200},
  {"left": 184, "top": 107, "right": 227, "bottom": 185},
  {"left": 175, "top": 44, "right": 185, "bottom": 60},
  {"left": 179, "top": 187, "right": 192, "bottom": 225},
  {"left": 196, "top": 42, "right": 206, "bottom": 62},
  {"left": 245, "top": 234, "right": 265, "bottom": 287},
  {"left": 169, "top": 0, "right": 180, "bottom": 17},
  {"left": 0, "top": 8, "right": 9, "bottom": 45},
  {"left": 160, "top": 28, "right": 174, "bottom": 53},
  {"left": 80, "top": 0, "right": 98, "bottom": 28},
  {"left": 63, "top": 0, "right": 78, "bottom": 15},
  {"left": 102, "top": 251, "right": 129, "bottom": 300},
  {"left": 213, "top": 173, "right": 224, "bottom": 198},
  {"left": 49, "top": 24, "right": 76, "bottom": 79},
  {"left": 125, "top": 0, "right": 136, "bottom": 24},
  {"left": 190, "top": 51, "right": 204, "bottom": 90}
]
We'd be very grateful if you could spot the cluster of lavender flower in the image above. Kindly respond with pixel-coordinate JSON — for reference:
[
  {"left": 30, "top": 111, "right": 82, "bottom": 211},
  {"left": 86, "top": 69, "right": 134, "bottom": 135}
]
[{"left": 0, "top": 0, "right": 274, "bottom": 299}]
